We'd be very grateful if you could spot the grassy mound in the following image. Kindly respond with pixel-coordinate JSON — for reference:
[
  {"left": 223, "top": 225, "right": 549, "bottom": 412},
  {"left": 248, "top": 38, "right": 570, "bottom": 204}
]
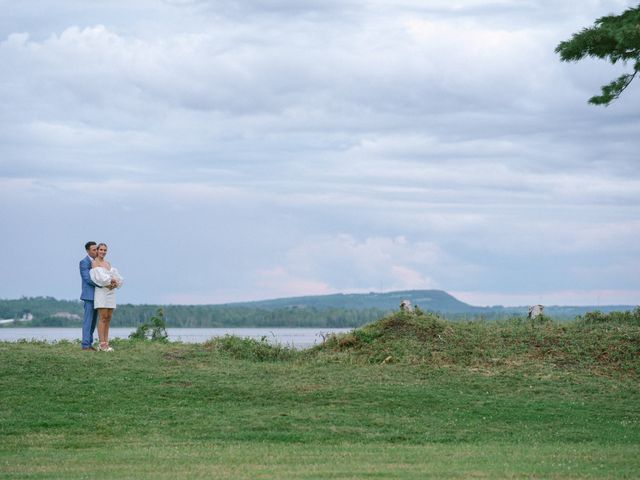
[{"left": 311, "top": 310, "right": 640, "bottom": 374}]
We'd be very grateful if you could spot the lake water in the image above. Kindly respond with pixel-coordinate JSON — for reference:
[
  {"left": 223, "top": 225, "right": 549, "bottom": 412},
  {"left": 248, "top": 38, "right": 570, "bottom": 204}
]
[{"left": 0, "top": 327, "right": 353, "bottom": 349}]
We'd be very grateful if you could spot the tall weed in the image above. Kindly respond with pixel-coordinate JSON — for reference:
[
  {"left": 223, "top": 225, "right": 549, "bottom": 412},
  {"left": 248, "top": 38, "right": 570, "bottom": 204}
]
[
  {"left": 577, "top": 307, "right": 640, "bottom": 325},
  {"left": 206, "top": 335, "right": 298, "bottom": 362}
]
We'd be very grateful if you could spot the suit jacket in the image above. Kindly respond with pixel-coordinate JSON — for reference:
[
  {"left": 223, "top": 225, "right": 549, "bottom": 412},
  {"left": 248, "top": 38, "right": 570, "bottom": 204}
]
[{"left": 79, "top": 255, "right": 96, "bottom": 301}]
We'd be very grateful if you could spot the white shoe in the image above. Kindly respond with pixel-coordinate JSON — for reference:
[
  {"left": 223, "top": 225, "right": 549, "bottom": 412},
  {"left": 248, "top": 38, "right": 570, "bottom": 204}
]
[{"left": 98, "top": 343, "right": 114, "bottom": 352}]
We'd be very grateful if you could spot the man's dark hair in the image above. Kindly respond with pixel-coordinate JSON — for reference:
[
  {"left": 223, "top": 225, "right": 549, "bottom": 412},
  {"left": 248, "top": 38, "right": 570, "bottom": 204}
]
[{"left": 85, "top": 241, "right": 97, "bottom": 251}]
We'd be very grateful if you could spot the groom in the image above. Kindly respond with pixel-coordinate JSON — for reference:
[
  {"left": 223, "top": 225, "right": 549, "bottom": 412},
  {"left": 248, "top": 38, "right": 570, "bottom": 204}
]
[{"left": 79, "top": 241, "right": 99, "bottom": 350}]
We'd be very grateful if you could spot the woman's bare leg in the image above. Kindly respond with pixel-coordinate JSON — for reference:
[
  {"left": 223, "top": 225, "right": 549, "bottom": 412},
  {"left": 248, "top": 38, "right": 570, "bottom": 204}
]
[
  {"left": 97, "top": 309, "right": 107, "bottom": 345},
  {"left": 103, "top": 309, "right": 113, "bottom": 345}
]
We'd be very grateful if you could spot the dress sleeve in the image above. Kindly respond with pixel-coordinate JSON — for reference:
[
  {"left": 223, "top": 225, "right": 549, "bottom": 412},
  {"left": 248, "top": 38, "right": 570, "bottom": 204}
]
[{"left": 90, "top": 268, "right": 112, "bottom": 287}]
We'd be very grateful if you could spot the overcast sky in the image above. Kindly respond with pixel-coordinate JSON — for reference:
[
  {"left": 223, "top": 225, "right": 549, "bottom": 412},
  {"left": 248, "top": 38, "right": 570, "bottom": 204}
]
[{"left": 1, "top": 0, "right": 639, "bottom": 307}]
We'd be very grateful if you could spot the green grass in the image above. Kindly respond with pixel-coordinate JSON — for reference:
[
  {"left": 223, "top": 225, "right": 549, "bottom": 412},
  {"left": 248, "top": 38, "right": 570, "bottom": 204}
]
[{"left": 1, "top": 312, "right": 639, "bottom": 478}]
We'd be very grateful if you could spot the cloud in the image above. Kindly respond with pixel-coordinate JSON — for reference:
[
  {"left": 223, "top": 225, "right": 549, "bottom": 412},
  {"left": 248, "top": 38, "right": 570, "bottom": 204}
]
[
  {"left": 0, "top": 1, "right": 638, "bottom": 306},
  {"left": 274, "top": 234, "right": 444, "bottom": 292},
  {"left": 2, "top": 5, "right": 637, "bottom": 182},
  {"left": 252, "top": 267, "right": 336, "bottom": 299}
]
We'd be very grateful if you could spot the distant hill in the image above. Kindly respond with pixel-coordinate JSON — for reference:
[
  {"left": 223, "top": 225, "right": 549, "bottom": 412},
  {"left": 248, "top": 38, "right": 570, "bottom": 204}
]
[
  {"left": 230, "top": 290, "right": 482, "bottom": 313},
  {"left": 227, "top": 289, "right": 636, "bottom": 318}
]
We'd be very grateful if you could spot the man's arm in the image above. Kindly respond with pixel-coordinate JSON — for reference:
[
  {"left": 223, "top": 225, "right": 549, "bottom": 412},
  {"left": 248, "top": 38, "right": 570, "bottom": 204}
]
[{"left": 79, "top": 259, "right": 98, "bottom": 288}]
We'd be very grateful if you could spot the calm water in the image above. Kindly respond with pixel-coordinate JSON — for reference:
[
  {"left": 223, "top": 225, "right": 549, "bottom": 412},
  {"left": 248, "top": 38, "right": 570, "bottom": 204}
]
[{"left": 0, "top": 327, "right": 352, "bottom": 349}]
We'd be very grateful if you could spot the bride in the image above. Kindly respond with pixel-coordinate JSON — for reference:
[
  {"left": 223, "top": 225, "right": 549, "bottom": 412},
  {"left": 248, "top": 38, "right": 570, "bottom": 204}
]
[{"left": 90, "top": 243, "right": 123, "bottom": 352}]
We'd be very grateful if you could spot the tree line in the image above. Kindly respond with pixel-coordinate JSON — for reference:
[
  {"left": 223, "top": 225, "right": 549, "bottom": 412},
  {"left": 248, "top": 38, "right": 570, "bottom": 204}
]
[{"left": 0, "top": 297, "right": 389, "bottom": 328}]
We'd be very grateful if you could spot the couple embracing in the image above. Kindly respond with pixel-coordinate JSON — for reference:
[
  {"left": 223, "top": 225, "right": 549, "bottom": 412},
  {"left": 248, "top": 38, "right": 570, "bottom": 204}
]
[{"left": 79, "top": 241, "right": 124, "bottom": 352}]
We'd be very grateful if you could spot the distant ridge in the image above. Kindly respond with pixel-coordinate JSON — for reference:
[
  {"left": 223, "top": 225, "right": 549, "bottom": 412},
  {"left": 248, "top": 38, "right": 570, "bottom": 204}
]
[
  {"left": 229, "top": 290, "right": 485, "bottom": 313},
  {"left": 226, "top": 289, "right": 636, "bottom": 317}
]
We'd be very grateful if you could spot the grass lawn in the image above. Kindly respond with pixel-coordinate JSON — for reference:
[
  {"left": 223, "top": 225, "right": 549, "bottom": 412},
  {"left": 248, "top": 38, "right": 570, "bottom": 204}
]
[{"left": 1, "top": 314, "right": 639, "bottom": 478}]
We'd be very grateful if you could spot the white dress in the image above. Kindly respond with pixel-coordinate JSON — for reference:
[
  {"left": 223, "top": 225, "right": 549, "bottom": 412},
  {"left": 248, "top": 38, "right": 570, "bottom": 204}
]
[{"left": 90, "top": 267, "right": 123, "bottom": 309}]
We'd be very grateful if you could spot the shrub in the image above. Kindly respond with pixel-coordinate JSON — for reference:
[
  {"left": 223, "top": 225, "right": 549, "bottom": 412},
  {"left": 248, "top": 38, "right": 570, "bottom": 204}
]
[{"left": 129, "top": 308, "right": 169, "bottom": 342}]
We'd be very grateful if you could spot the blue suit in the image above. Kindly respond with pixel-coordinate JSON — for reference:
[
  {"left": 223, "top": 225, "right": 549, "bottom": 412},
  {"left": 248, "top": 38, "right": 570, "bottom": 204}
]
[{"left": 79, "top": 255, "right": 98, "bottom": 349}]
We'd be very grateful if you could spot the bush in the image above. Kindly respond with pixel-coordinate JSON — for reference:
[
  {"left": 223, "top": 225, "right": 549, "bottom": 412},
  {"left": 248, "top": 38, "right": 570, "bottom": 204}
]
[{"left": 129, "top": 308, "right": 169, "bottom": 342}]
